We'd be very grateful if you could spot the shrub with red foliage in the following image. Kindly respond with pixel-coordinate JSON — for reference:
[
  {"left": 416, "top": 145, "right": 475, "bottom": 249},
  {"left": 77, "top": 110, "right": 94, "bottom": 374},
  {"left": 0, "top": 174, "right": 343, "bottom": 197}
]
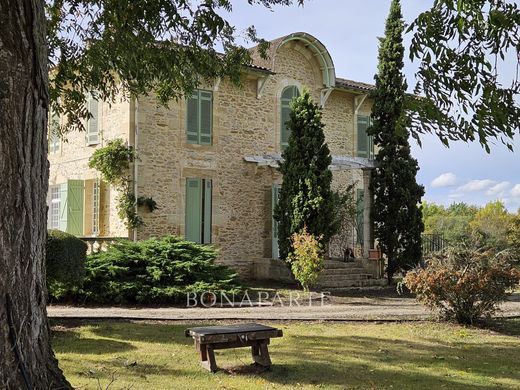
[{"left": 404, "top": 247, "right": 520, "bottom": 324}]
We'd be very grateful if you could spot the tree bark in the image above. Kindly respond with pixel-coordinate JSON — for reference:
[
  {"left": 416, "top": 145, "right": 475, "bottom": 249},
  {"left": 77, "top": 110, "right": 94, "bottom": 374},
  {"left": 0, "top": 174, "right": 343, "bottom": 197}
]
[{"left": 0, "top": 0, "right": 71, "bottom": 388}]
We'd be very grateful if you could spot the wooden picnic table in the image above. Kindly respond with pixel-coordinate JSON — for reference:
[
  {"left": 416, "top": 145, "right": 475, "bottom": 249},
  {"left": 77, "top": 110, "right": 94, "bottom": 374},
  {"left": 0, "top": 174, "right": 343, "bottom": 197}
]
[{"left": 185, "top": 323, "right": 283, "bottom": 372}]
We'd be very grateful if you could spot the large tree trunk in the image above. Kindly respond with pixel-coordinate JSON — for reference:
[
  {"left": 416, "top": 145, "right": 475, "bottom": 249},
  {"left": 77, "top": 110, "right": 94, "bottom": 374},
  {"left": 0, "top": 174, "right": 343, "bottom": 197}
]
[{"left": 0, "top": 0, "right": 71, "bottom": 388}]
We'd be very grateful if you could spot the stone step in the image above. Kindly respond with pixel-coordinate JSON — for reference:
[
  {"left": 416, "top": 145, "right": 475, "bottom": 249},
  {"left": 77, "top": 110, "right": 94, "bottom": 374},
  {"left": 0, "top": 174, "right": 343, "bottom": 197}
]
[
  {"left": 318, "top": 273, "right": 373, "bottom": 282},
  {"left": 321, "top": 268, "right": 367, "bottom": 276},
  {"left": 324, "top": 260, "right": 365, "bottom": 269}
]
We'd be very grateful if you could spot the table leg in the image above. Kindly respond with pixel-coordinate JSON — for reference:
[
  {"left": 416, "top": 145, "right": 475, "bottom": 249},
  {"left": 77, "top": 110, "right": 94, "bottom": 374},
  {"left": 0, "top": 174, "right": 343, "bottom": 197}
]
[
  {"left": 200, "top": 344, "right": 218, "bottom": 372},
  {"left": 252, "top": 340, "right": 271, "bottom": 367}
]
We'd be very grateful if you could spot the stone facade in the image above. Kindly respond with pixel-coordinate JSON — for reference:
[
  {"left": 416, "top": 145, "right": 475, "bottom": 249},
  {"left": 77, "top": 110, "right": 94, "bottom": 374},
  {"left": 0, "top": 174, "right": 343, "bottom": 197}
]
[{"left": 48, "top": 32, "right": 376, "bottom": 279}]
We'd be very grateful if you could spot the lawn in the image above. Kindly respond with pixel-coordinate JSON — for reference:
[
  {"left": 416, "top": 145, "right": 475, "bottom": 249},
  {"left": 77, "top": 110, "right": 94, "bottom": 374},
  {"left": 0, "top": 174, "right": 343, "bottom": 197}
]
[{"left": 52, "top": 319, "right": 520, "bottom": 389}]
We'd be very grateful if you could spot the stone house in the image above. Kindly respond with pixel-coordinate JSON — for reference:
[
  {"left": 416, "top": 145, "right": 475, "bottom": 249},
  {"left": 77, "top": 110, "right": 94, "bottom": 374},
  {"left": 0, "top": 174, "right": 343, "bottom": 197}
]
[{"left": 47, "top": 32, "right": 378, "bottom": 280}]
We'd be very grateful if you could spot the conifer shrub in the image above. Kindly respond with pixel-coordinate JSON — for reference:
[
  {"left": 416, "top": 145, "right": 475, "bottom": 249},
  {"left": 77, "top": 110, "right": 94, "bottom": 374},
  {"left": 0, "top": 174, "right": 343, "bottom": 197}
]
[
  {"left": 76, "top": 236, "right": 242, "bottom": 304},
  {"left": 404, "top": 247, "right": 520, "bottom": 324},
  {"left": 274, "top": 89, "right": 337, "bottom": 260},
  {"left": 46, "top": 230, "right": 87, "bottom": 299}
]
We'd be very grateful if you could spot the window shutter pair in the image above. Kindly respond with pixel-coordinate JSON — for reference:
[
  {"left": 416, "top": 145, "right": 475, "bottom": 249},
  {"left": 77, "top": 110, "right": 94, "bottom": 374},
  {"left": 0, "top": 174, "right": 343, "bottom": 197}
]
[
  {"left": 86, "top": 96, "right": 100, "bottom": 145},
  {"left": 185, "top": 178, "right": 212, "bottom": 244},
  {"left": 280, "top": 86, "right": 300, "bottom": 150},
  {"left": 187, "top": 90, "right": 212, "bottom": 145}
]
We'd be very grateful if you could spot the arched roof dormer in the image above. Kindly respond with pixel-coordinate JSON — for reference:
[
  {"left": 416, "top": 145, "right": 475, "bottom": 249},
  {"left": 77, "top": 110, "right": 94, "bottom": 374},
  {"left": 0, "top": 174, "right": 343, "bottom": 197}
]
[
  {"left": 275, "top": 32, "right": 336, "bottom": 88},
  {"left": 249, "top": 32, "right": 336, "bottom": 89}
]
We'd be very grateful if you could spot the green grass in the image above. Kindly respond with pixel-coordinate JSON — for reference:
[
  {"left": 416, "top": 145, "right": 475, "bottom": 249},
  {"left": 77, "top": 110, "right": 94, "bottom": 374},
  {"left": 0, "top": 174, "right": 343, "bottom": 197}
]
[{"left": 52, "top": 319, "right": 520, "bottom": 389}]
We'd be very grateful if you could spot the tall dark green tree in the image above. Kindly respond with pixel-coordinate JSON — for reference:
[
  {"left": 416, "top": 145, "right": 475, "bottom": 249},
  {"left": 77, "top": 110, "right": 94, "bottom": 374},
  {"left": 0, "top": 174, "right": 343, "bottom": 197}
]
[
  {"left": 274, "top": 89, "right": 336, "bottom": 260},
  {"left": 368, "top": 0, "right": 425, "bottom": 284}
]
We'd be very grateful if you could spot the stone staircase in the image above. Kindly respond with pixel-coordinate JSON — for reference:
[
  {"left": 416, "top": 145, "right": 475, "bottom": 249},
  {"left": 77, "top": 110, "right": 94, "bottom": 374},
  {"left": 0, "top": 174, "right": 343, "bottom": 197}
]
[{"left": 317, "top": 259, "right": 386, "bottom": 290}]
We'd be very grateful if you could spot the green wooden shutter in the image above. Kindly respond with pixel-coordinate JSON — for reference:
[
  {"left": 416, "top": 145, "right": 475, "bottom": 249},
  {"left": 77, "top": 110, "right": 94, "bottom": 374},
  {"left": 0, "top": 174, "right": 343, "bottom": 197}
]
[
  {"left": 272, "top": 185, "right": 280, "bottom": 259},
  {"left": 66, "top": 180, "right": 84, "bottom": 236},
  {"left": 186, "top": 93, "right": 199, "bottom": 144},
  {"left": 202, "top": 179, "right": 212, "bottom": 244},
  {"left": 280, "top": 86, "right": 300, "bottom": 150},
  {"left": 280, "top": 105, "right": 291, "bottom": 149},
  {"left": 186, "top": 178, "right": 202, "bottom": 242},
  {"left": 199, "top": 91, "right": 212, "bottom": 145},
  {"left": 356, "top": 189, "right": 365, "bottom": 245},
  {"left": 87, "top": 98, "right": 100, "bottom": 145},
  {"left": 59, "top": 183, "right": 68, "bottom": 232},
  {"left": 368, "top": 116, "right": 375, "bottom": 160},
  {"left": 357, "top": 115, "right": 369, "bottom": 158}
]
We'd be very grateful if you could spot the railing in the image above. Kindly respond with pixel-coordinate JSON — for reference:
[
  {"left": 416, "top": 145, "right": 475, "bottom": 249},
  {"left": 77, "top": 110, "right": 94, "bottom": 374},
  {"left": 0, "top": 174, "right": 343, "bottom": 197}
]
[
  {"left": 80, "top": 237, "right": 128, "bottom": 254},
  {"left": 422, "top": 234, "right": 446, "bottom": 256}
]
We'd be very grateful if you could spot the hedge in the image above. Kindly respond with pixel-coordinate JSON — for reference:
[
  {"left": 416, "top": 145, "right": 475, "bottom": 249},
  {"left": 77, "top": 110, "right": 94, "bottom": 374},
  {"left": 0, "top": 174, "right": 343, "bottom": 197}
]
[{"left": 46, "top": 229, "right": 87, "bottom": 299}]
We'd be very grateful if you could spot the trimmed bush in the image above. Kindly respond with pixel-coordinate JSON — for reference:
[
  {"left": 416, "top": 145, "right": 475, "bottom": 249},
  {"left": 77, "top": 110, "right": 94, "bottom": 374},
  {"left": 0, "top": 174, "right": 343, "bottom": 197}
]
[
  {"left": 77, "top": 236, "right": 242, "bottom": 304},
  {"left": 404, "top": 247, "right": 520, "bottom": 324},
  {"left": 46, "top": 229, "right": 87, "bottom": 299},
  {"left": 288, "top": 227, "right": 324, "bottom": 291}
]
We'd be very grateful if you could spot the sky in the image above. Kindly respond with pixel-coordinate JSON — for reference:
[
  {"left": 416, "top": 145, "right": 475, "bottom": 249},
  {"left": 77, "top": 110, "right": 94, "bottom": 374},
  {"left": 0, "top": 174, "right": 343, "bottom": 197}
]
[{"left": 224, "top": 0, "right": 520, "bottom": 211}]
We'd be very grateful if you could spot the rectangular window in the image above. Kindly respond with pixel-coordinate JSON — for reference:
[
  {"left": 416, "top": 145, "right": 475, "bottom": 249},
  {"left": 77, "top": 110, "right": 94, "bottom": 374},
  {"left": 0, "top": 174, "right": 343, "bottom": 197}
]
[
  {"left": 50, "top": 185, "right": 61, "bottom": 229},
  {"left": 86, "top": 95, "right": 100, "bottom": 145},
  {"left": 356, "top": 189, "right": 365, "bottom": 245},
  {"left": 48, "top": 111, "right": 60, "bottom": 153},
  {"left": 357, "top": 115, "right": 374, "bottom": 160},
  {"left": 185, "top": 178, "right": 212, "bottom": 243},
  {"left": 186, "top": 90, "right": 212, "bottom": 145}
]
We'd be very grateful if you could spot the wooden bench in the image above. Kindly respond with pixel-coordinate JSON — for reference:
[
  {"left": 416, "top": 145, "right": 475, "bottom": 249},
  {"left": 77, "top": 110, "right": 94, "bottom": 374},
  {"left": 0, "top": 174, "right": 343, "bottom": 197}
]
[{"left": 185, "top": 323, "right": 283, "bottom": 372}]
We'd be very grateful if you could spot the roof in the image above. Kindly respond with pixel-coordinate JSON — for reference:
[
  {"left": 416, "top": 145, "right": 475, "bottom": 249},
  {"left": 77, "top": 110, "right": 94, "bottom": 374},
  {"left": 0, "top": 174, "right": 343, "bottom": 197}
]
[{"left": 335, "top": 78, "right": 375, "bottom": 92}]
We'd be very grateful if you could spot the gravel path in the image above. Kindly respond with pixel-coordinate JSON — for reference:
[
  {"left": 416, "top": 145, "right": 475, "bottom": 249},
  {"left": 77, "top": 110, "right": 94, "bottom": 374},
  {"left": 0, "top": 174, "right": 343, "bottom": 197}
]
[{"left": 47, "top": 294, "right": 520, "bottom": 321}]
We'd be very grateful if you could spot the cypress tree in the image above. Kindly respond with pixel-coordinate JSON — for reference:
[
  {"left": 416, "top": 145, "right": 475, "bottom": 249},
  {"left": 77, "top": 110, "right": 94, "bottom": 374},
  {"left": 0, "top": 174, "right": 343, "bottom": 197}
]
[
  {"left": 368, "top": 0, "right": 425, "bottom": 284},
  {"left": 274, "top": 89, "right": 337, "bottom": 260}
]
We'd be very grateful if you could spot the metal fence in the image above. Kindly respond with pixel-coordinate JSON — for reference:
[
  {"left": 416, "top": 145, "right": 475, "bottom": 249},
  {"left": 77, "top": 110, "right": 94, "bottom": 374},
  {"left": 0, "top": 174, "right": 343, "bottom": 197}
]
[{"left": 422, "top": 234, "right": 446, "bottom": 256}]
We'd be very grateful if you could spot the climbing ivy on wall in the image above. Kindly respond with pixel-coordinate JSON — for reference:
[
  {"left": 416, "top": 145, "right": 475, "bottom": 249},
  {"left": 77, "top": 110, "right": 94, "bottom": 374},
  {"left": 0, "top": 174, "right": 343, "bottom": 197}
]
[{"left": 88, "top": 138, "right": 157, "bottom": 229}]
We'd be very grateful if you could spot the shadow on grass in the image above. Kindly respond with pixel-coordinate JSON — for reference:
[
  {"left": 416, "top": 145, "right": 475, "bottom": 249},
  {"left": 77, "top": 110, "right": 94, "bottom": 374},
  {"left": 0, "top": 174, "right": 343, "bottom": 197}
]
[
  {"left": 258, "top": 333, "right": 520, "bottom": 389},
  {"left": 479, "top": 317, "right": 520, "bottom": 337},
  {"left": 90, "top": 321, "right": 193, "bottom": 345},
  {"left": 52, "top": 326, "right": 137, "bottom": 355}
]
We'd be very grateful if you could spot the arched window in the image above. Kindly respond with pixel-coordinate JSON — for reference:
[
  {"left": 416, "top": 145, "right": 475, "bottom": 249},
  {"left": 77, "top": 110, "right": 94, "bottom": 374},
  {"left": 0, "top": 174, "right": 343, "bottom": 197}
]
[{"left": 280, "top": 85, "right": 300, "bottom": 149}]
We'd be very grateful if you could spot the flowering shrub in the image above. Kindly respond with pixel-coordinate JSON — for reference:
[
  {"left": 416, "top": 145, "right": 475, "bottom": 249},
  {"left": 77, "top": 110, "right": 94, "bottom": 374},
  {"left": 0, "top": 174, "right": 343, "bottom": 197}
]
[
  {"left": 288, "top": 227, "right": 324, "bottom": 290},
  {"left": 404, "top": 247, "right": 520, "bottom": 324}
]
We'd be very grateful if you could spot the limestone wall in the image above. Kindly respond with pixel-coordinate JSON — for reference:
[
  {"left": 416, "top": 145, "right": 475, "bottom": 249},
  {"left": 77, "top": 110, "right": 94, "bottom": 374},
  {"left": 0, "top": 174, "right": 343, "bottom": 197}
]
[
  {"left": 48, "top": 96, "right": 131, "bottom": 238},
  {"left": 48, "top": 38, "right": 373, "bottom": 279},
  {"left": 134, "top": 40, "right": 370, "bottom": 278}
]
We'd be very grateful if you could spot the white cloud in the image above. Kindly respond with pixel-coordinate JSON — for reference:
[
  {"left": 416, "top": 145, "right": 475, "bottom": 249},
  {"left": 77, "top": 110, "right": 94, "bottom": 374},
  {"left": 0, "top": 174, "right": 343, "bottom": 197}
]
[
  {"left": 448, "top": 193, "right": 464, "bottom": 199},
  {"left": 511, "top": 184, "right": 520, "bottom": 198},
  {"left": 431, "top": 172, "right": 458, "bottom": 188},
  {"left": 456, "top": 179, "right": 496, "bottom": 193},
  {"left": 485, "top": 181, "right": 511, "bottom": 196}
]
